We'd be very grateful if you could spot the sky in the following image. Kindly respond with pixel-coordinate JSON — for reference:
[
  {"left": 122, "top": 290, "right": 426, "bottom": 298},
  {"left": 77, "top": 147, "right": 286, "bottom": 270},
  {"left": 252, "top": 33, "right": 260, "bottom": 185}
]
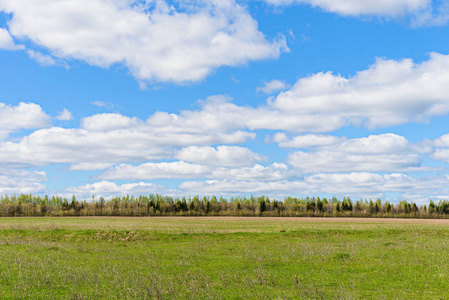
[{"left": 1, "top": 0, "right": 449, "bottom": 203}]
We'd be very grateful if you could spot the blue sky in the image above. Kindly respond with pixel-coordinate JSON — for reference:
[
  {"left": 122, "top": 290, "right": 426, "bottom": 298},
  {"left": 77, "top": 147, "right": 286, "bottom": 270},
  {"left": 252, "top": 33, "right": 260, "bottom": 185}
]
[{"left": 1, "top": 0, "right": 449, "bottom": 203}]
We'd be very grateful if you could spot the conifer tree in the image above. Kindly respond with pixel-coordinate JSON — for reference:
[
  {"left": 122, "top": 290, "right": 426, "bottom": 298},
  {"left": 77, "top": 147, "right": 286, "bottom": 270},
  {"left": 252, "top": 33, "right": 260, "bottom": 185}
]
[{"left": 259, "top": 200, "right": 267, "bottom": 214}]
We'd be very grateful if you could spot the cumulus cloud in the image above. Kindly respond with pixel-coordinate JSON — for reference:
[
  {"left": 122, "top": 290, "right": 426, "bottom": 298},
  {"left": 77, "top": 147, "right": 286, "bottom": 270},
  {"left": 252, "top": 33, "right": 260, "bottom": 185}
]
[
  {"left": 410, "top": 1, "right": 449, "bottom": 26},
  {"left": 0, "top": 94, "right": 439, "bottom": 173},
  {"left": 0, "top": 169, "right": 47, "bottom": 194},
  {"left": 432, "top": 133, "right": 449, "bottom": 148},
  {"left": 314, "top": 173, "right": 449, "bottom": 203},
  {"left": 287, "top": 134, "right": 429, "bottom": 173},
  {"left": 0, "top": 27, "right": 24, "bottom": 50},
  {"left": 304, "top": 172, "right": 448, "bottom": 196},
  {"left": 408, "top": 133, "right": 449, "bottom": 164},
  {"left": 401, "top": 190, "right": 449, "bottom": 205},
  {"left": 0, "top": 126, "right": 254, "bottom": 170},
  {"left": 27, "top": 50, "right": 57, "bottom": 66},
  {"left": 56, "top": 108, "right": 73, "bottom": 121},
  {"left": 264, "top": 0, "right": 428, "bottom": 17},
  {"left": 0, "top": 103, "right": 258, "bottom": 170},
  {"left": 288, "top": 151, "right": 423, "bottom": 173},
  {"left": 179, "top": 179, "right": 309, "bottom": 196},
  {"left": 256, "top": 79, "right": 287, "bottom": 94},
  {"left": 273, "top": 53, "right": 449, "bottom": 129},
  {"left": 322, "top": 133, "right": 428, "bottom": 154},
  {"left": 210, "top": 163, "right": 289, "bottom": 181},
  {"left": 275, "top": 133, "right": 345, "bottom": 148},
  {"left": 100, "top": 161, "right": 212, "bottom": 180},
  {"left": 99, "top": 161, "right": 289, "bottom": 181},
  {"left": 127, "top": 53, "right": 449, "bottom": 134},
  {"left": 0, "top": 101, "right": 441, "bottom": 200},
  {"left": 66, "top": 180, "right": 163, "bottom": 199},
  {"left": 70, "top": 163, "right": 115, "bottom": 171},
  {"left": 179, "top": 172, "right": 449, "bottom": 201},
  {"left": 175, "top": 146, "right": 265, "bottom": 167},
  {"left": 0, "top": 0, "right": 287, "bottom": 83},
  {"left": 157, "top": 95, "right": 345, "bottom": 133},
  {"left": 65, "top": 171, "right": 449, "bottom": 201},
  {"left": 0, "top": 102, "right": 50, "bottom": 139},
  {"left": 431, "top": 149, "right": 449, "bottom": 163},
  {"left": 81, "top": 113, "right": 141, "bottom": 131},
  {"left": 0, "top": 127, "right": 169, "bottom": 169}
]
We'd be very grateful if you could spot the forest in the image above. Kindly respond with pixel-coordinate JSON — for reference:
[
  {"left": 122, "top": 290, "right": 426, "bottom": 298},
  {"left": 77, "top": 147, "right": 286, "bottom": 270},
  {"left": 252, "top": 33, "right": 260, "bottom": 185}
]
[{"left": 0, "top": 193, "right": 448, "bottom": 218}]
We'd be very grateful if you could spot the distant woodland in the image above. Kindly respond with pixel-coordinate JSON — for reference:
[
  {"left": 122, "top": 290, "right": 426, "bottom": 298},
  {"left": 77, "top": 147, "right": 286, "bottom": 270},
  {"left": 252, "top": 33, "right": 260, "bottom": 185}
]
[{"left": 1, "top": 194, "right": 449, "bottom": 218}]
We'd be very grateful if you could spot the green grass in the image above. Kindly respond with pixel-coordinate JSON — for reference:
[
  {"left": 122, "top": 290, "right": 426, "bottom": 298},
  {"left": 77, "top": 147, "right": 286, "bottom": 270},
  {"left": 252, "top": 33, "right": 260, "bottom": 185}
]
[{"left": 0, "top": 217, "right": 448, "bottom": 299}]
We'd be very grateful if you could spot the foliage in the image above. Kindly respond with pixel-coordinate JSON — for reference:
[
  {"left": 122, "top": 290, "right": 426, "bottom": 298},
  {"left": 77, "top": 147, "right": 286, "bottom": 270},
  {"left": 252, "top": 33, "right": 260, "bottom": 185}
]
[{"left": 0, "top": 193, "right": 447, "bottom": 218}]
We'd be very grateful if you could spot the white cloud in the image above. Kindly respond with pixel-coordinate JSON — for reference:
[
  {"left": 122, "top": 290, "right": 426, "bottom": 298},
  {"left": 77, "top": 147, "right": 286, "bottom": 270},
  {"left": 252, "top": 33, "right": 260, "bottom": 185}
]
[
  {"left": 263, "top": 0, "right": 448, "bottom": 27},
  {"left": 0, "top": 96, "right": 437, "bottom": 173},
  {"left": 325, "top": 133, "right": 427, "bottom": 154},
  {"left": 56, "top": 108, "right": 73, "bottom": 121},
  {"left": 70, "top": 163, "right": 115, "bottom": 171},
  {"left": 401, "top": 192, "right": 449, "bottom": 205},
  {"left": 100, "top": 161, "right": 211, "bottom": 180},
  {"left": 413, "top": 133, "right": 449, "bottom": 163},
  {"left": 0, "top": 103, "right": 257, "bottom": 170},
  {"left": 272, "top": 132, "right": 288, "bottom": 143},
  {"left": 0, "top": 127, "right": 163, "bottom": 169},
  {"left": 175, "top": 145, "right": 265, "bottom": 167},
  {"left": 264, "top": 0, "right": 429, "bottom": 17},
  {"left": 160, "top": 95, "right": 344, "bottom": 133},
  {"left": 179, "top": 179, "right": 309, "bottom": 195},
  {"left": 210, "top": 163, "right": 289, "bottom": 181},
  {"left": 0, "top": 102, "right": 50, "bottom": 139},
  {"left": 432, "top": 149, "right": 449, "bottom": 163},
  {"left": 90, "top": 101, "right": 114, "bottom": 109},
  {"left": 0, "top": 27, "right": 24, "bottom": 50},
  {"left": 433, "top": 133, "right": 449, "bottom": 147},
  {"left": 99, "top": 161, "right": 289, "bottom": 181},
  {"left": 0, "top": 126, "right": 250, "bottom": 170},
  {"left": 0, "top": 91, "right": 441, "bottom": 174},
  {"left": 179, "top": 172, "right": 449, "bottom": 201},
  {"left": 273, "top": 53, "right": 449, "bottom": 129},
  {"left": 276, "top": 133, "right": 345, "bottom": 148},
  {"left": 123, "top": 52, "right": 449, "bottom": 135},
  {"left": 27, "top": 50, "right": 57, "bottom": 66},
  {"left": 0, "top": 169, "right": 47, "bottom": 194},
  {"left": 256, "top": 79, "right": 287, "bottom": 94},
  {"left": 411, "top": 1, "right": 449, "bottom": 26},
  {"left": 66, "top": 180, "right": 163, "bottom": 199},
  {"left": 306, "top": 172, "right": 412, "bottom": 194},
  {"left": 288, "top": 151, "right": 423, "bottom": 173},
  {"left": 1, "top": 0, "right": 287, "bottom": 83},
  {"left": 287, "top": 134, "right": 430, "bottom": 173},
  {"left": 0, "top": 102, "right": 441, "bottom": 200},
  {"left": 81, "top": 113, "right": 141, "bottom": 131},
  {"left": 304, "top": 172, "right": 448, "bottom": 197}
]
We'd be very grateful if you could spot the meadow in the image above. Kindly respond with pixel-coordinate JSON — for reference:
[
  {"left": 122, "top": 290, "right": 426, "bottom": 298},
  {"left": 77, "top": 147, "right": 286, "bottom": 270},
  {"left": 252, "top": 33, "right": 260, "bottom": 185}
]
[{"left": 1, "top": 217, "right": 448, "bottom": 299}]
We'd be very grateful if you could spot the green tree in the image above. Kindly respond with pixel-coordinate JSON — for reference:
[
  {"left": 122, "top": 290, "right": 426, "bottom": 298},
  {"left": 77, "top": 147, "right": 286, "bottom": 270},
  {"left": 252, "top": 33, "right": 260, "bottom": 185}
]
[
  {"left": 317, "top": 198, "right": 323, "bottom": 212},
  {"left": 259, "top": 200, "right": 267, "bottom": 214}
]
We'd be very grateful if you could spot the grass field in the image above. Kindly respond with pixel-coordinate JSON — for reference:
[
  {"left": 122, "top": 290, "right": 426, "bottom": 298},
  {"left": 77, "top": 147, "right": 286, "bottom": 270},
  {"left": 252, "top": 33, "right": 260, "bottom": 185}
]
[{"left": 1, "top": 217, "right": 448, "bottom": 299}]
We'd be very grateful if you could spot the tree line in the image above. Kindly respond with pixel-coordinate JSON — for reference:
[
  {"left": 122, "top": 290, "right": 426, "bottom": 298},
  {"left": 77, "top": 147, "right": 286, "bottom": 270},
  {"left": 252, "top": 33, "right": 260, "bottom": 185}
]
[{"left": 0, "top": 193, "right": 449, "bottom": 218}]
